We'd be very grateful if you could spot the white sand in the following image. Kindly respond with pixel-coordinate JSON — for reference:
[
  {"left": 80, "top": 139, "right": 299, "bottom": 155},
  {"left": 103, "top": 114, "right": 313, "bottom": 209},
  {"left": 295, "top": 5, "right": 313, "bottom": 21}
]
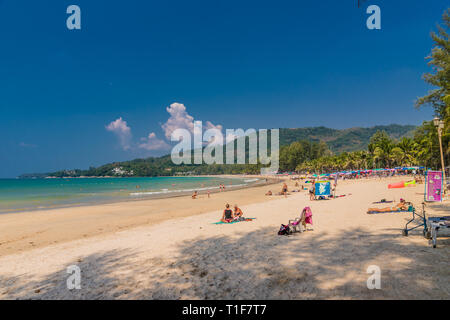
[{"left": 0, "top": 178, "right": 449, "bottom": 299}]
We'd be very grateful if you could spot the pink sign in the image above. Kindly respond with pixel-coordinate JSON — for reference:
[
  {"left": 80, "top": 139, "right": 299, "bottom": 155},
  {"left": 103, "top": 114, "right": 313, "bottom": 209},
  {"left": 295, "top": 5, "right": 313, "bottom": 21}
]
[{"left": 426, "top": 171, "right": 443, "bottom": 202}]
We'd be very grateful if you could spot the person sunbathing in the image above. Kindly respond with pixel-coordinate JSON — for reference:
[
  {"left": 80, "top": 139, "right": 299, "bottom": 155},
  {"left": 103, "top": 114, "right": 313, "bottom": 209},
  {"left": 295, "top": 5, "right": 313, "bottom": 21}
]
[
  {"left": 367, "top": 198, "right": 408, "bottom": 213},
  {"left": 265, "top": 190, "right": 272, "bottom": 196},
  {"left": 221, "top": 204, "right": 234, "bottom": 223},
  {"left": 233, "top": 204, "right": 244, "bottom": 220}
]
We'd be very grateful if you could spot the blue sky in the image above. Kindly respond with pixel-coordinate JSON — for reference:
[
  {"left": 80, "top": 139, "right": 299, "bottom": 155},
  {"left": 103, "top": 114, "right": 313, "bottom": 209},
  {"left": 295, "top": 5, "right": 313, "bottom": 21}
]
[{"left": 0, "top": 0, "right": 447, "bottom": 178}]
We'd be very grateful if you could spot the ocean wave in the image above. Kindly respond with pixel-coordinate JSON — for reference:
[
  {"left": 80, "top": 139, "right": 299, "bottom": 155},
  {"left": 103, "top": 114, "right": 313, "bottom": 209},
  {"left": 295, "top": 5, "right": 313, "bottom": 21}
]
[{"left": 129, "top": 183, "right": 248, "bottom": 197}]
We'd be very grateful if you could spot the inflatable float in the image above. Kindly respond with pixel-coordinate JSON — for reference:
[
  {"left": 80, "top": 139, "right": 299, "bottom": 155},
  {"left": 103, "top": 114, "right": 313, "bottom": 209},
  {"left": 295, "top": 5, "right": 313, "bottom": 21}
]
[{"left": 388, "top": 180, "right": 416, "bottom": 189}]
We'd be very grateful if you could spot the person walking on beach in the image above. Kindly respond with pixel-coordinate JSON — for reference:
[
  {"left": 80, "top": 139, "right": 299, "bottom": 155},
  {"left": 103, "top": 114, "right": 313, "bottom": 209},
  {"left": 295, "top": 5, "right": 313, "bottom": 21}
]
[{"left": 281, "top": 183, "right": 288, "bottom": 197}]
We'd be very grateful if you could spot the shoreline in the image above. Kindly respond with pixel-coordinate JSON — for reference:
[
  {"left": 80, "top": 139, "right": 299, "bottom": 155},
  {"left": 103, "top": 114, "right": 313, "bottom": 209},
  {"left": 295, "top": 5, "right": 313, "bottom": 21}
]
[
  {"left": 0, "top": 175, "right": 280, "bottom": 215},
  {"left": 0, "top": 176, "right": 284, "bottom": 257},
  {"left": 0, "top": 176, "right": 448, "bottom": 299}
]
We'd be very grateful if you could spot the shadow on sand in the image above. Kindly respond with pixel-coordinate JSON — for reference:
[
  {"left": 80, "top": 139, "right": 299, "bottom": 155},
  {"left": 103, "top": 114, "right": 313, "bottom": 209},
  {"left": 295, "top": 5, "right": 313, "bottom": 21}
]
[{"left": 1, "top": 221, "right": 449, "bottom": 299}]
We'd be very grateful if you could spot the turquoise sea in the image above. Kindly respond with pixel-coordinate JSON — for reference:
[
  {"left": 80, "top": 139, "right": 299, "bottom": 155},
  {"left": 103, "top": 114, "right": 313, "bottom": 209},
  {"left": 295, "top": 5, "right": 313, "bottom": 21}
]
[{"left": 0, "top": 176, "right": 260, "bottom": 213}]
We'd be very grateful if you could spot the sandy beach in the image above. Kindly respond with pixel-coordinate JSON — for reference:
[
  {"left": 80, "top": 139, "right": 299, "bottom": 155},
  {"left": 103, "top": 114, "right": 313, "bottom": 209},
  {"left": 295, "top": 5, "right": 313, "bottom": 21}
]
[{"left": 0, "top": 177, "right": 449, "bottom": 299}]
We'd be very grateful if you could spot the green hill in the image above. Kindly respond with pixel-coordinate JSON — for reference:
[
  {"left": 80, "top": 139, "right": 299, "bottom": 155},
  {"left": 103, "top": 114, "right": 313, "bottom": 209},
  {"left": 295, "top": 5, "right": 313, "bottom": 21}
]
[
  {"left": 20, "top": 124, "right": 416, "bottom": 178},
  {"left": 279, "top": 124, "right": 416, "bottom": 153}
]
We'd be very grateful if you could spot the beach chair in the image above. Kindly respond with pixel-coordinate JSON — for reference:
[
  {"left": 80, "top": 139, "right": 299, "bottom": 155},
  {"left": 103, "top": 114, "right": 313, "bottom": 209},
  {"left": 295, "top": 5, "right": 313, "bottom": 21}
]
[
  {"left": 288, "top": 207, "right": 313, "bottom": 233},
  {"left": 288, "top": 216, "right": 304, "bottom": 233}
]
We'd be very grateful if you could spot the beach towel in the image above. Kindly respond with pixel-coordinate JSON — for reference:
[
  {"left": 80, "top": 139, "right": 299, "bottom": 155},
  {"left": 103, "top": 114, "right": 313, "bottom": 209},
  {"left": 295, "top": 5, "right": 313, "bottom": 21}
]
[
  {"left": 213, "top": 218, "right": 256, "bottom": 225},
  {"left": 367, "top": 210, "right": 410, "bottom": 214},
  {"left": 367, "top": 206, "right": 413, "bottom": 214}
]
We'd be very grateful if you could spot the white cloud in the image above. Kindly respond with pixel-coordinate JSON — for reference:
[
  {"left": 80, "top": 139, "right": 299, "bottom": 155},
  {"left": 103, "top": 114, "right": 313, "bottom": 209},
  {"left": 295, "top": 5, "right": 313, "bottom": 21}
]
[
  {"left": 138, "top": 132, "right": 170, "bottom": 151},
  {"left": 161, "top": 102, "right": 223, "bottom": 142},
  {"left": 161, "top": 103, "right": 195, "bottom": 139},
  {"left": 106, "top": 117, "right": 132, "bottom": 150},
  {"left": 205, "top": 120, "right": 223, "bottom": 132},
  {"left": 106, "top": 103, "right": 225, "bottom": 152}
]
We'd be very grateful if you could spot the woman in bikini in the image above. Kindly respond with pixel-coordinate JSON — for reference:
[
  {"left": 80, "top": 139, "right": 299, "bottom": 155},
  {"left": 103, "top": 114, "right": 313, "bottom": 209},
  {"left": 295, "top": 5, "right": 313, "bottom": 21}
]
[
  {"left": 233, "top": 204, "right": 244, "bottom": 220},
  {"left": 221, "top": 204, "right": 234, "bottom": 223},
  {"left": 367, "top": 198, "right": 408, "bottom": 213}
]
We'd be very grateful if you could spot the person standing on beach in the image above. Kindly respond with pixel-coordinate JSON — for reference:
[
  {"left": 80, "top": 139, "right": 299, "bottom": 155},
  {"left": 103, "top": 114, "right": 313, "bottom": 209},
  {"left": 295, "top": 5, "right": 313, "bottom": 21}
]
[
  {"left": 309, "top": 181, "right": 315, "bottom": 201},
  {"left": 281, "top": 183, "right": 288, "bottom": 197}
]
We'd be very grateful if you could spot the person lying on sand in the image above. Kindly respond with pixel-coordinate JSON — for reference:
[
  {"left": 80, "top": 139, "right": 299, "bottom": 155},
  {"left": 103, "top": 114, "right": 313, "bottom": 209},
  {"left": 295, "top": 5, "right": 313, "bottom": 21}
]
[
  {"left": 233, "top": 204, "right": 243, "bottom": 220},
  {"left": 265, "top": 190, "right": 272, "bottom": 196},
  {"left": 367, "top": 198, "right": 408, "bottom": 213},
  {"left": 221, "top": 204, "right": 234, "bottom": 223}
]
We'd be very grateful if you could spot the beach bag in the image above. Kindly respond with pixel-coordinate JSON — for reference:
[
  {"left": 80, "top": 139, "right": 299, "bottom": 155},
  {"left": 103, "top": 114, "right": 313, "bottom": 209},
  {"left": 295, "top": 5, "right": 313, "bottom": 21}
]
[{"left": 278, "top": 224, "right": 290, "bottom": 236}]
